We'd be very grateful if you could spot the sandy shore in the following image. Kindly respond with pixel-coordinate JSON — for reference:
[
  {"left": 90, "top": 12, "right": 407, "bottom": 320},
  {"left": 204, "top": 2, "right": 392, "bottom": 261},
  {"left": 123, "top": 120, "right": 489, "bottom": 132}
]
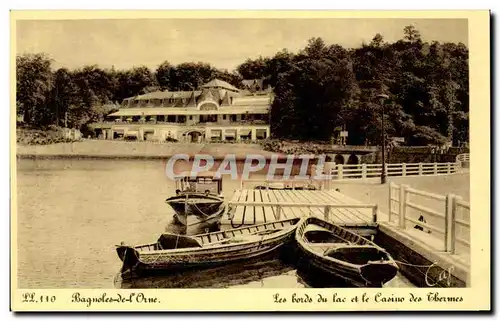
[{"left": 16, "top": 140, "right": 282, "bottom": 159}]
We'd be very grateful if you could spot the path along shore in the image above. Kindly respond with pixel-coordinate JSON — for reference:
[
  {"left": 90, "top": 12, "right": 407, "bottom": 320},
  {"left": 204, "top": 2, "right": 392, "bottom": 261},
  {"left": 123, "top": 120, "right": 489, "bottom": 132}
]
[{"left": 16, "top": 140, "right": 283, "bottom": 160}]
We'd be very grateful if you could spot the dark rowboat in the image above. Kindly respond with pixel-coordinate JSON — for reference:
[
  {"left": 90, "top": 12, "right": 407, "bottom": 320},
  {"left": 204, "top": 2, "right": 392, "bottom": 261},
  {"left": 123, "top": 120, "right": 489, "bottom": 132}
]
[
  {"left": 166, "top": 172, "right": 225, "bottom": 227},
  {"left": 295, "top": 217, "right": 398, "bottom": 287},
  {"left": 116, "top": 217, "right": 300, "bottom": 279},
  {"left": 167, "top": 193, "right": 224, "bottom": 227}
]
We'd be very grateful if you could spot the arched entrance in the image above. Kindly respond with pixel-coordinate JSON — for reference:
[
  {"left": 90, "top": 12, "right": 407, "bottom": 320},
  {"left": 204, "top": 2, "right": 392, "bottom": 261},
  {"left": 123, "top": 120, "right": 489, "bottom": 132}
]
[
  {"left": 347, "top": 153, "right": 359, "bottom": 165},
  {"left": 334, "top": 154, "right": 345, "bottom": 165},
  {"left": 186, "top": 131, "right": 203, "bottom": 143}
]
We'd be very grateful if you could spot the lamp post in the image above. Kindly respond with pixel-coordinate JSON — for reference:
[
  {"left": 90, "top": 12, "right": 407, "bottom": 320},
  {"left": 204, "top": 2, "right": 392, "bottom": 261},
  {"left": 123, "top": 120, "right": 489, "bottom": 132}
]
[{"left": 377, "top": 94, "right": 389, "bottom": 184}]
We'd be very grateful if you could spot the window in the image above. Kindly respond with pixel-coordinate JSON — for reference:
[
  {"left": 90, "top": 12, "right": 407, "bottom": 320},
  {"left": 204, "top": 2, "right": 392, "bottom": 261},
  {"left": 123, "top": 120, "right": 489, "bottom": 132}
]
[
  {"left": 189, "top": 116, "right": 193, "bottom": 120},
  {"left": 223, "top": 115, "right": 227, "bottom": 120},
  {"left": 157, "top": 115, "right": 165, "bottom": 122},
  {"left": 230, "top": 115, "right": 237, "bottom": 122},
  {"left": 167, "top": 115, "right": 176, "bottom": 123}
]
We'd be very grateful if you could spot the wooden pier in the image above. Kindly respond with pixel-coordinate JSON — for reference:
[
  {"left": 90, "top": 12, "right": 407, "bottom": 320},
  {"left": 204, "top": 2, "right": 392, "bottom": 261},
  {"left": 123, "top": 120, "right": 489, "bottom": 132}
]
[{"left": 221, "top": 188, "right": 378, "bottom": 229}]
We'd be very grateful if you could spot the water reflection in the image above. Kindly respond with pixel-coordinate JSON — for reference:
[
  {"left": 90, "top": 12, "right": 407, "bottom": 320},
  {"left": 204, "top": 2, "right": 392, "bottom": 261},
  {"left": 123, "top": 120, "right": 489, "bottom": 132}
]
[{"left": 117, "top": 251, "right": 296, "bottom": 289}]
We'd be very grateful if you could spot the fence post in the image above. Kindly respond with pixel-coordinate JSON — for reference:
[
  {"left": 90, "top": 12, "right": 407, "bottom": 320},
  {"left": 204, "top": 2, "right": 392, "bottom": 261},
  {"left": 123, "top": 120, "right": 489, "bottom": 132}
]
[
  {"left": 372, "top": 204, "right": 378, "bottom": 223},
  {"left": 361, "top": 163, "right": 367, "bottom": 179},
  {"left": 434, "top": 163, "right": 438, "bottom": 175},
  {"left": 445, "top": 194, "right": 458, "bottom": 253},
  {"left": 324, "top": 205, "right": 330, "bottom": 222},
  {"left": 444, "top": 194, "right": 452, "bottom": 252},
  {"left": 337, "top": 164, "right": 343, "bottom": 180},
  {"left": 418, "top": 163, "right": 423, "bottom": 176},
  {"left": 388, "top": 182, "right": 393, "bottom": 223},
  {"left": 447, "top": 162, "right": 451, "bottom": 174},
  {"left": 276, "top": 205, "right": 282, "bottom": 220},
  {"left": 402, "top": 163, "right": 407, "bottom": 176},
  {"left": 399, "top": 184, "right": 407, "bottom": 229}
]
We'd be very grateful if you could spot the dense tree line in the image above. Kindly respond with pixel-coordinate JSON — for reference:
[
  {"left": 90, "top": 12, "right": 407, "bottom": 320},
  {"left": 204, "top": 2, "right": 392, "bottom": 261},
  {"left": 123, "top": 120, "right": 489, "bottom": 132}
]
[{"left": 16, "top": 25, "right": 468, "bottom": 146}]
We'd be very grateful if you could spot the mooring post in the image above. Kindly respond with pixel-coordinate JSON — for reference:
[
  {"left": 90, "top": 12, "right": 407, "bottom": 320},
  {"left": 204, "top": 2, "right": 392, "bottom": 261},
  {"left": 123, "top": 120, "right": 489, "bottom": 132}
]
[
  {"left": 399, "top": 184, "right": 407, "bottom": 229},
  {"left": 337, "top": 164, "right": 343, "bottom": 180},
  {"left": 324, "top": 205, "right": 330, "bottom": 222},
  {"left": 372, "top": 204, "right": 378, "bottom": 223}
]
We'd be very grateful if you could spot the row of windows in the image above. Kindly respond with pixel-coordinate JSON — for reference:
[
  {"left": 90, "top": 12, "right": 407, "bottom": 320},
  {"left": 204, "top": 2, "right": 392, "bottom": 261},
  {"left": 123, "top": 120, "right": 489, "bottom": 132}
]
[
  {"left": 122, "top": 97, "right": 235, "bottom": 107},
  {"left": 111, "top": 114, "right": 268, "bottom": 122}
]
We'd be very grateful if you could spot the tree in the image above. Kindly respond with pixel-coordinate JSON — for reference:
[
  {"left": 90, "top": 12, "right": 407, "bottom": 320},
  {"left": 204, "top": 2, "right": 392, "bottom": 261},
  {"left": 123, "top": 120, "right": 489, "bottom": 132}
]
[
  {"left": 271, "top": 53, "right": 359, "bottom": 141},
  {"left": 16, "top": 53, "right": 54, "bottom": 126},
  {"left": 169, "top": 62, "right": 217, "bottom": 91},
  {"left": 236, "top": 56, "right": 269, "bottom": 80},
  {"left": 155, "top": 61, "right": 174, "bottom": 90},
  {"left": 403, "top": 25, "right": 422, "bottom": 43}
]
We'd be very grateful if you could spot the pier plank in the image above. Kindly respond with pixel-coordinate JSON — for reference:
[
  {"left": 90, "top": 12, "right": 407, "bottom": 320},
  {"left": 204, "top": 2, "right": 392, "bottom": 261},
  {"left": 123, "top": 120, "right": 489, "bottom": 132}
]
[
  {"left": 253, "top": 189, "right": 266, "bottom": 224},
  {"left": 273, "top": 190, "right": 301, "bottom": 218},
  {"left": 286, "top": 190, "right": 315, "bottom": 217},
  {"left": 288, "top": 190, "right": 323, "bottom": 218},
  {"left": 243, "top": 189, "right": 256, "bottom": 225},
  {"left": 266, "top": 190, "right": 289, "bottom": 219},
  {"left": 259, "top": 190, "right": 275, "bottom": 223},
  {"left": 319, "top": 190, "right": 372, "bottom": 223},
  {"left": 230, "top": 189, "right": 242, "bottom": 202},
  {"left": 272, "top": 190, "right": 298, "bottom": 218},
  {"left": 231, "top": 189, "right": 248, "bottom": 226},
  {"left": 305, "top": 190, "right": 352, "bottom": 223},
  {"left": 224, "top": 187, "right": 375, "bottom": 227},
  {"left": 300, "top": 190, "right": 350, "bottom": 223}
]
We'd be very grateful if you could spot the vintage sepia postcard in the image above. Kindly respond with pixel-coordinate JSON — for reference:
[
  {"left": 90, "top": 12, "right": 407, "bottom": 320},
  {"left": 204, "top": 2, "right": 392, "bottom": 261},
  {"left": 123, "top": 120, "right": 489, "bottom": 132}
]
[{"left": 10, "top": 10, "right": 490, "bottom": 312}]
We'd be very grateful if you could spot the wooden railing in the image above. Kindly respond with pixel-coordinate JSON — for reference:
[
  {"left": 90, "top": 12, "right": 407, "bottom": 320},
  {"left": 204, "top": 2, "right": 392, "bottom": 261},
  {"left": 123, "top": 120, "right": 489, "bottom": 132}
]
[
  {"left": 389, "top": 182, "right": 470, "bottom": 254},
  {"left": 239, "top": 178, "right": 326, "bottom": 190},
  {"left": 456, "top": 153, "right": 470, "bottom": 163},
  {"left": 456, "top": 153, "right": 470, "bottom": 169},
  {"left": 226, "top": 201, "right": 379, "bottom": 224},
  {"left": 326, "top": 162, "right": 460, "bottom": 180}
]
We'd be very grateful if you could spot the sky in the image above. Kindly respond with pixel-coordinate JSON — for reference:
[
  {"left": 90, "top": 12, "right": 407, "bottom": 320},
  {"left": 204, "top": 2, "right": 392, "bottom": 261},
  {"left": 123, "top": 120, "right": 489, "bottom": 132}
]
[{"left": 16, "top": 18, "right": 468, "bottom": 72}]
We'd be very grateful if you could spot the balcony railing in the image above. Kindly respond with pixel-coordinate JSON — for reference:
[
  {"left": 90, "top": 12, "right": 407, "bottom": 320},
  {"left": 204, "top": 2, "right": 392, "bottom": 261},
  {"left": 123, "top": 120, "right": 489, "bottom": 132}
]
[{"left": 96, "top": 119, "right": 269, "bottom": 126}]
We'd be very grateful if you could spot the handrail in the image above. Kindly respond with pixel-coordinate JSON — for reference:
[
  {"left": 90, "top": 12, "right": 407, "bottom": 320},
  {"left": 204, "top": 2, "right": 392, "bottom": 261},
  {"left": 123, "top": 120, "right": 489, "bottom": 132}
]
[
  {"left": 389, "top": 182, "right": 470, "bottom": 255},
  {"left": 327, "top": 162, "right": 460, "bottom": 180}
]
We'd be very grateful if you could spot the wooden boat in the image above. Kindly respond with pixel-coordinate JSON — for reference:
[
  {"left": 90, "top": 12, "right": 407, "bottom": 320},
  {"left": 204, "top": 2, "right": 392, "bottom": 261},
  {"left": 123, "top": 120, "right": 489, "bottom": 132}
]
[
  {"left": 295, "top": 217, "right": 398, "bottom": 287},
  {"left": 166, "top": 172, "right": 225, "bottom": 227},
  {"left": 116, "top": 217, "right": 300, "bottom": 278}
]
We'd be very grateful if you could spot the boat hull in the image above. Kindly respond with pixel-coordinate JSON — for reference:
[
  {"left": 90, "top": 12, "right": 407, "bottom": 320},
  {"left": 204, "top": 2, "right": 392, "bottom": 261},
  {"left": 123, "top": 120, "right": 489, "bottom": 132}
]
[
  {"left": 295, "top": 217, "right": 398, "bottom": 287},
  {"left": 116, "top": 219, "right": 299, "bottom": 277},
  {"left": 166, "top": 194, "right": 225, "bottom": 228},
  {"left": 298, "top": 248, "right": 397, "bottom": 287}
]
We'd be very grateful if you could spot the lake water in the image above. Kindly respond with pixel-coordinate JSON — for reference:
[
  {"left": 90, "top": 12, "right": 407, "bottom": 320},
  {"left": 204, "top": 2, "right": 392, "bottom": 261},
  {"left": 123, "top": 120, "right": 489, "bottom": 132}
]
[{"left": 16, "top": 158, "right": 414, "bottom": 289}]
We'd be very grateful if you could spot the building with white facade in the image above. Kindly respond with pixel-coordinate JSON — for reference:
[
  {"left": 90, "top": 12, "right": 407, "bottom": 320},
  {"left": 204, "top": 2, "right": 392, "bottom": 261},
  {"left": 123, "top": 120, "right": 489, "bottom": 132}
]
[{"left": 91, "top": 79, "right": 271, "bottom": 142}]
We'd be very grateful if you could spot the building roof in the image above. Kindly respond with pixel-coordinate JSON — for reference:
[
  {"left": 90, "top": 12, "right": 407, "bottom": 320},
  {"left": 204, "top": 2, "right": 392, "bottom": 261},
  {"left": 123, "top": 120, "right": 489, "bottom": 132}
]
[
  {"left": 134, "top": 90, "right": 202, "bottom": 100},
  {"left": 108, "top": 106, "right": 269, "bottom": 117},
  {"left": 202, "top": 79, "right": 240, "bottom": 92},
  {"left": 242, "top": 78, "right": 265, "bottom": 90}
]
